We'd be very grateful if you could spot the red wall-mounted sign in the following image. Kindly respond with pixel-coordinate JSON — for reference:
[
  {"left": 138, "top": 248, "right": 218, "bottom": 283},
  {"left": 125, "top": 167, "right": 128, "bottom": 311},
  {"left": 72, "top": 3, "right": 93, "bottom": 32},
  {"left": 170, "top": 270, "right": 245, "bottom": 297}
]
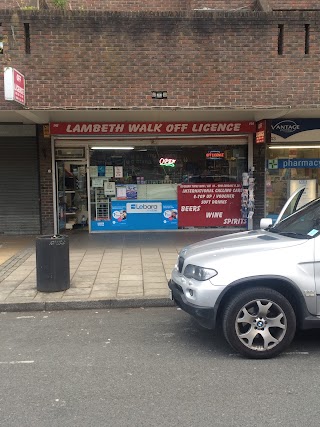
[
  {"left": 178, "top": 183, "right": 246, "bottom": 227},
  {"left": 50, "top": 121, "right": 256, "bottom": 136},
  {"left": 4, "top": 67, "right": 26, "bottom": 105},
  {"left": 256, "top": 120, "right": 267, "bottom": 144}
]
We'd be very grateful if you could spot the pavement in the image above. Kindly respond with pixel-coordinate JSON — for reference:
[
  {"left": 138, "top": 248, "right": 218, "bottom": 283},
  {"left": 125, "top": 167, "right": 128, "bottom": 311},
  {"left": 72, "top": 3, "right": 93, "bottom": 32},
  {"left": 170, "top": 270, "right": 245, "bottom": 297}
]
[{"left": 0, "top": 229, "right": 237, "bottom": 312}]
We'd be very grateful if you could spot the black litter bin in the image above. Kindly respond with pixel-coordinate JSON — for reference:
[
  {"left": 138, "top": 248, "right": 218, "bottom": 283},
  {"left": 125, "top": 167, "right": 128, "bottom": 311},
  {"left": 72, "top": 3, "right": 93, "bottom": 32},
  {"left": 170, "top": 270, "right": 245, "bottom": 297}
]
[{"left": 36, "top": 235, "right": 70, "bottom": 292}]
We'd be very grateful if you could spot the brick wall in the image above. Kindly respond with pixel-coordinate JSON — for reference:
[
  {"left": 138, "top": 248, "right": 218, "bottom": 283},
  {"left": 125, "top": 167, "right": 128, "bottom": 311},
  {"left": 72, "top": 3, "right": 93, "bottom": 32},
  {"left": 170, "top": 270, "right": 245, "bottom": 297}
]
[
  {"left": 2, "top": 0, "right": 257, "bottom": 11},
  {"left": 191, "top": 1, "right": 255, "bottom": 11},
  {"left": 3, "top": 0, "right": 188, "bottom": 11},
  {"left": 269, "top": 1, "right": 320, "bottom": 10},
  {"left": 3, "top": 0, "right": 320, "bottom": 12},
  {"left": 0, "top": 11, "right": 320, "bottom": 111},
  {"left": 66, "top": 0, "right": 187, "bottom": 11},
  {"left": 37, "top": 125, "right": 54, "bottom": 235}
]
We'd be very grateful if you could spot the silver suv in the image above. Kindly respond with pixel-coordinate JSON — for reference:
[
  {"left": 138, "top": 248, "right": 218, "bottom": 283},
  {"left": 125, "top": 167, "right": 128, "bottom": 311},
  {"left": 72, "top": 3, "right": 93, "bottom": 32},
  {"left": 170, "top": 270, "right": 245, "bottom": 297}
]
[{"left": 169, "top": 188, "right": 320, "bottom": 359}]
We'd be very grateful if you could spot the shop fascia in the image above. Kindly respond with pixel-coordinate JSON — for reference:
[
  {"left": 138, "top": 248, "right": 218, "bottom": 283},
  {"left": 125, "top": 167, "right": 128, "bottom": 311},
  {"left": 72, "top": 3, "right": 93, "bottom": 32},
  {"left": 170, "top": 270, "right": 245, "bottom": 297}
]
[
  {"left": 270, "top": 119, "right": 320, "bottom": 144},
  {"left": 50, "top": 121, "right": 256, "bottom": 137}
]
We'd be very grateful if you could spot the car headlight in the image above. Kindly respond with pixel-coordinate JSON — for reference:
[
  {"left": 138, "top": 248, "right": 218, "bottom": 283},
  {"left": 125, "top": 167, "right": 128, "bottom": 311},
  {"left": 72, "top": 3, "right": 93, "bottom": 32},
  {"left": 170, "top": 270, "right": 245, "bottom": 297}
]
[{"left": 183, "top": 264, "right": 218, "bottom": 281}]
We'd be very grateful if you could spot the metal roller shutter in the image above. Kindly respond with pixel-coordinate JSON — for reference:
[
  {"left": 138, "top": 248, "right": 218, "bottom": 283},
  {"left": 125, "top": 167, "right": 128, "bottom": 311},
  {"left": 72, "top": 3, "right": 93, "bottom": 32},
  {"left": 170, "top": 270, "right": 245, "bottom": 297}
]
[{"left": 0, "top": 137, "right": 40, "bottom": 234}]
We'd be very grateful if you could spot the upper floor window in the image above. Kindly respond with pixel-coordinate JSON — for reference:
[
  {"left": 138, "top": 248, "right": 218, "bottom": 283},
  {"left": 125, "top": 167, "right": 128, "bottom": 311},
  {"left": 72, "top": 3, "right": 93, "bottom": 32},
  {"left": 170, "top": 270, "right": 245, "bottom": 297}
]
[
  {"left": 24, "top": 23, "right": 30, "bottom": 54},
  {"left": 278, "top": 24, "right": 284, "bottom": 55}
]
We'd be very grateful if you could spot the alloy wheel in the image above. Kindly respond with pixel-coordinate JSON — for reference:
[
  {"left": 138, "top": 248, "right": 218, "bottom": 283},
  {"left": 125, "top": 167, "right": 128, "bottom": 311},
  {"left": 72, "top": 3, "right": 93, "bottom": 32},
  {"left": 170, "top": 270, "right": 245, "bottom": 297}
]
[{"left": 235, "top": 298, "right": 287, "bottom": 351}]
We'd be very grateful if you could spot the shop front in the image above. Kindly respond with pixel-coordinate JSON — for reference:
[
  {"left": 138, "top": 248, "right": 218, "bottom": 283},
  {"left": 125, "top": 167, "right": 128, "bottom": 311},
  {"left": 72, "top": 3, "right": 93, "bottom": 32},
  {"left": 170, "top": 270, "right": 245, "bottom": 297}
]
[
  {"left": 50, "top": 121, "right": 256, "bottom": 233},
  {"left": 266, "top": 119, "right": 320, "bottom": 221}
]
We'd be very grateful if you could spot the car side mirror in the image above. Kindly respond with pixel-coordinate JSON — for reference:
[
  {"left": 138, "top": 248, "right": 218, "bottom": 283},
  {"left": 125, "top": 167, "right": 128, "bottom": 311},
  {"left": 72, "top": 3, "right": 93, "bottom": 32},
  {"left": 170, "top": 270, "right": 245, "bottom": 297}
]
[{"left": 260, "top": 218, "right": 273, "bottom": 229}]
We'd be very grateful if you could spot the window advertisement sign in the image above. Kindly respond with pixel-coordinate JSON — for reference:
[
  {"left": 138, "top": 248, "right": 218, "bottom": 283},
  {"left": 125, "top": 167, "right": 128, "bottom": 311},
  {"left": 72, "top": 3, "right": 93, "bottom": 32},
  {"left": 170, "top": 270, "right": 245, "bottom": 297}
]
[
  {"left": 126, "top": 201, "right": 162, "bottom": 214},
  {"left": 112, "top": 202, "right": 128, "bottom": 226},
  {"left": 116, "top": 185, "right": 127, "bottom": 200},
  {"left": 98, "top": 166, "right": 105, "bottom": 176},
  {"left": 90, "top": 200, "right": 178, "bottom": 231},
  {"left": 126, "top": 184, "right": 137, "bottom": 199},
  {"left": 115, "top": 184, "right": 138, "bottom": 200},
  {"left": 163, "top": 203, "right": 178, "bottom": 226},
  {"left": 178, "top": 183, "right": 245, "bottom": 227}
]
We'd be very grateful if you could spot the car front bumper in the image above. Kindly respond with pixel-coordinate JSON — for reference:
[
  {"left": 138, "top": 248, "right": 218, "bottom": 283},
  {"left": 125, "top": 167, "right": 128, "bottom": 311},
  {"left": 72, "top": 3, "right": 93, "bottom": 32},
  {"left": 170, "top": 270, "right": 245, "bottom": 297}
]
[{"left": 168, "top": 279, "right": 217, "bottom": 329}]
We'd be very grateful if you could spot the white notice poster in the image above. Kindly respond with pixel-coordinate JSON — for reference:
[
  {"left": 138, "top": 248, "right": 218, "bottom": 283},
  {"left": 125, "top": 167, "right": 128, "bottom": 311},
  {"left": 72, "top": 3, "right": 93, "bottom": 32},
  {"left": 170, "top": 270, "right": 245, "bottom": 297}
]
[
  {"left": 89, "top": 166, "right": 98, "bottom": 177},
  {"left": 114, "top": 166, "right": 123, "bottom": 178},
  {"left": 116, "top": 186, "right": 126, "bottom": 200},
  {"left": 105, "top": 166, "right": 114, "bottom": 178},
  {"left": 92, "top": 177, "right": 105, "bottom": 188},
  {"left": 104, "top": 181, "right": 116, "bottom": 196}
]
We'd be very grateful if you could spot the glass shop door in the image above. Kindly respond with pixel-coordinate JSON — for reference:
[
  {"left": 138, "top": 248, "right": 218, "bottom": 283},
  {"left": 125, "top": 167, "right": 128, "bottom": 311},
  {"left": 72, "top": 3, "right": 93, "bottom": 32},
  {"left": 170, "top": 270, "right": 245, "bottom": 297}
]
[{"left": 56, "top": 161, "right": 88, "bottom": 232}]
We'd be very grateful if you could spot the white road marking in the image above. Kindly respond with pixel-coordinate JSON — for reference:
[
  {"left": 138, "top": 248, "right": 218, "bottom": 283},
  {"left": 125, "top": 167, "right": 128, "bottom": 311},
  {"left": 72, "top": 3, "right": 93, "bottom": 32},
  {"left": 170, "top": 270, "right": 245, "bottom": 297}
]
[
  {"left": 0, "top": 360, "right": 35, "bottom": 365},
  {"left": 16, "top": 316, "right": 35, "bottom": 319}
]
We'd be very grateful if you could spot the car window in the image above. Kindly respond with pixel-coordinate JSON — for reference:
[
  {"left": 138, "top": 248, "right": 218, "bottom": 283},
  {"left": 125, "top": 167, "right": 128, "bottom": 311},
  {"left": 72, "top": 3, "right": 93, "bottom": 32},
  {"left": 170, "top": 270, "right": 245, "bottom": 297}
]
[
  {"left": 274, "top": 187, "right": 305, "bottom": 225},
  {"left": 270, "top": 197, "right": 320, "bottom": 238}
]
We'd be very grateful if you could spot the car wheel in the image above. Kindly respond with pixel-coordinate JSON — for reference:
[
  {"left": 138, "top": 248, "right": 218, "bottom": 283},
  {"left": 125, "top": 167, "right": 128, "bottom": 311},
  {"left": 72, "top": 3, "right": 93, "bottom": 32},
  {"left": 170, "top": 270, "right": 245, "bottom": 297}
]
[{"left": 222, "top": 287, "right": 296, "bottom": 359}]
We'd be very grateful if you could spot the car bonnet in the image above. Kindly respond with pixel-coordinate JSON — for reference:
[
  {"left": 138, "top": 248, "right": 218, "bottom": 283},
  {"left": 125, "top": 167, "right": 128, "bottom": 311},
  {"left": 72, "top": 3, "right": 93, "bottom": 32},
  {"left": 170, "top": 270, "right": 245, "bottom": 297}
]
[{"left": 179, "top": 229, "right": 307, "bottom": 262}]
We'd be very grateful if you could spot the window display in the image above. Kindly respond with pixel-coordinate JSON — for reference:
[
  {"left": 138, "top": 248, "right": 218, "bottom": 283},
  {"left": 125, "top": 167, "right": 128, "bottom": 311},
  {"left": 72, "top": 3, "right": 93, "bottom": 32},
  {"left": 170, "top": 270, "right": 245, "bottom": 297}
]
[
  {"left": 266, "top": 146, "right": 320, "bottom": 218},
  {"left": 89, "top": 144, "right": 248, "bottom": 231}
]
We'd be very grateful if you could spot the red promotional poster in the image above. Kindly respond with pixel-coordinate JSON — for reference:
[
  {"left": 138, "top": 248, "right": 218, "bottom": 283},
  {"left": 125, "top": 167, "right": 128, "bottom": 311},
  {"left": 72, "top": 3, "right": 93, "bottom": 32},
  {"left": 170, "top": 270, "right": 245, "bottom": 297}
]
[{"left": 178, "top": 183, "right": 246, "bottom": 227}]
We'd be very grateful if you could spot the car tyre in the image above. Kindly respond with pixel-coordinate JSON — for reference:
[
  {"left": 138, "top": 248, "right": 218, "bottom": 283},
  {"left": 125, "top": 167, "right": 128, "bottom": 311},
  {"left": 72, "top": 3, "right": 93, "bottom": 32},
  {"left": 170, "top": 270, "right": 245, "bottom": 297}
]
[{"left": 222, "top": 287, "right": 296, "bottom": 359}]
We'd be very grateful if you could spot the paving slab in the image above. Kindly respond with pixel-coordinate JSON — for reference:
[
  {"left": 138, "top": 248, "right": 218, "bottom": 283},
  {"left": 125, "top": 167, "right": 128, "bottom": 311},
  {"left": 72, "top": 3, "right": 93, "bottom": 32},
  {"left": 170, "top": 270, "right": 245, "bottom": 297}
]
[{"left": 0, "top": 229, "right": 239, "bottom": 312}]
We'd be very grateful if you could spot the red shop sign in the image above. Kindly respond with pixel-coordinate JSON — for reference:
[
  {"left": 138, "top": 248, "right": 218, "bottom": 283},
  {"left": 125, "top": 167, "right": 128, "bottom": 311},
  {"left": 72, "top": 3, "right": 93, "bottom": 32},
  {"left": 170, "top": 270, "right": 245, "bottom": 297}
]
[
  {"left": 50, "top": 121, "right": 256, "bottom": 135},
  {"left": 256, "top": 120, "right": 267, "bottom": 144},
  {"left": 4, "top": 67, "right": 26, "bottom": 105},
  {"left": 178, "top": 183, "right": 246, "bottom": 227}
]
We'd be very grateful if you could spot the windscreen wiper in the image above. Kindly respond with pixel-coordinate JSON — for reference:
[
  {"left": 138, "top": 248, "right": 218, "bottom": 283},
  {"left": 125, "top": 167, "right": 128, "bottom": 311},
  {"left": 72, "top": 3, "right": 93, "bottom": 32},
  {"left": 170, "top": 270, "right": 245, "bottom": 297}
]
[{"left": 277, "top": 231, "right": 311, "bottom": 239}]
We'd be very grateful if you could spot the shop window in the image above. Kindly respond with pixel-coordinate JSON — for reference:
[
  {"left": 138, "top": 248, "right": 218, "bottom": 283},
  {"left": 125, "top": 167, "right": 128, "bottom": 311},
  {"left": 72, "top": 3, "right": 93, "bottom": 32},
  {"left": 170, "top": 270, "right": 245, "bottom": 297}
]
[
  {"left": 88, "top": 144, "right": 247, "bottom": 218},
  {"left": 87, "top": 144, "right": 248, "bottom": 231},
  {"left": 89, "top": 144, "right": 247, "bottom": 187},
  {"left": 266, "top": 146, "right": 320, "bottom": 218}
]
